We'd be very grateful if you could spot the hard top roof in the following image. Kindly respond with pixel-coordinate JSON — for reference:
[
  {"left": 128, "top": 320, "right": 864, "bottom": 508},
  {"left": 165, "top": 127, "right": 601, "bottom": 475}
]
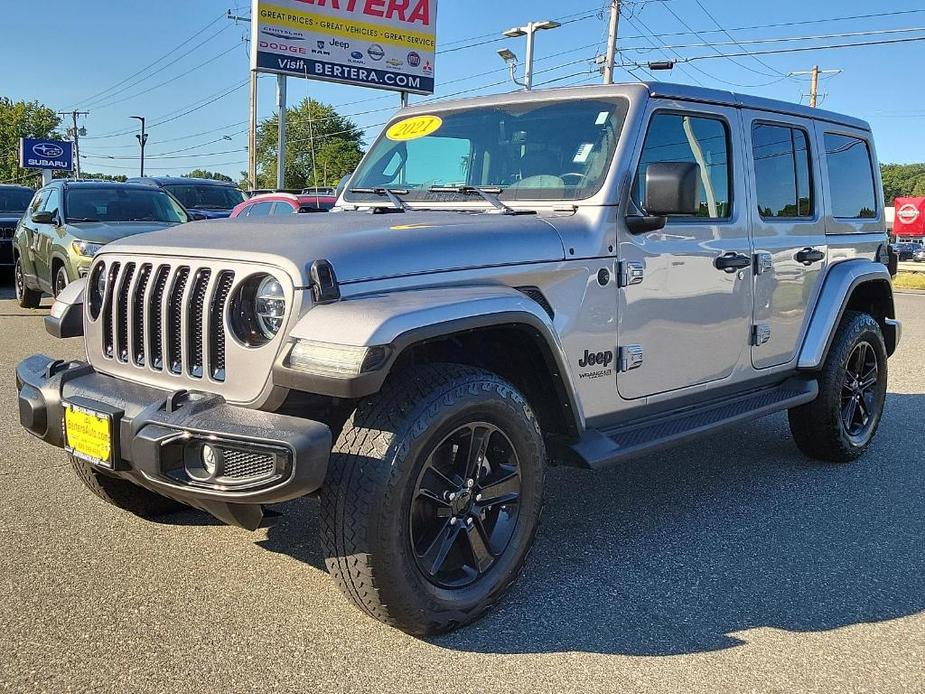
[{"left": 398, "top": 81, "right": 870, "bottom": 132}]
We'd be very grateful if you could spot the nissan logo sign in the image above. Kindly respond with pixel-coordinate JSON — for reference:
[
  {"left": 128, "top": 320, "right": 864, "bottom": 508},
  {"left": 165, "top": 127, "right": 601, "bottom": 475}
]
[
  {"left": 32, "top": 143, "right": 64, "bottom": 159},
  {"left": 897, "top": 203, "right": 921, "bottom": 225}
]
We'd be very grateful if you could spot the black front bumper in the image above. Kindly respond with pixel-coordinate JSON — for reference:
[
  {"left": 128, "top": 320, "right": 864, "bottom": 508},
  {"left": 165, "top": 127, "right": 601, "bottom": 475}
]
[{"left": 16, "top": 355, "right": 332, "bottom": 529}]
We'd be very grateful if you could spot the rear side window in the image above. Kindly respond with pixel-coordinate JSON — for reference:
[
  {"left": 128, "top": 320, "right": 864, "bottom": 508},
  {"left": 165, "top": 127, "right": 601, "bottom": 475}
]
[
  {"left": 824, "top": 133, "right": 877, "bottom": 218},
  {"left": 752, "top": 123, "right": 813, "bottom": 218},
  {"left": 246, "top": 201, "right": 273, "bottom": 217},
  {"left": 635, "top": 112, "right": 731, "bottom": 219}
]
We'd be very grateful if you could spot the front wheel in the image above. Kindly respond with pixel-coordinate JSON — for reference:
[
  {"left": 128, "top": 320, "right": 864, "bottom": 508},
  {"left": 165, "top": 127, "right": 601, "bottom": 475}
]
[
  {"left": 54, "top": 265, "right": 69, "bottom": 297},
  {"left": 789, "top": 311, "right": 888, "bottom": 462},
  {"left": 320, "top": 364, "right": 545, "bottom": 635}
]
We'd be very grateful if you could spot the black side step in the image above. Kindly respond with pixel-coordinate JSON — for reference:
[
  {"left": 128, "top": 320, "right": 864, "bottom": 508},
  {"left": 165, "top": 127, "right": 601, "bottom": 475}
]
[{"left": 567, "top": 378, "right": 818, "bottom": 470}]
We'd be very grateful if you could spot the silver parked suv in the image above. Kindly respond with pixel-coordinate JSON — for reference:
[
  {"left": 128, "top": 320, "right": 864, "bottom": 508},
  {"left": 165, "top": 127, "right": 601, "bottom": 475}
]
[{"left": 16, "top": 83, "right": 901, "bottom": 635}]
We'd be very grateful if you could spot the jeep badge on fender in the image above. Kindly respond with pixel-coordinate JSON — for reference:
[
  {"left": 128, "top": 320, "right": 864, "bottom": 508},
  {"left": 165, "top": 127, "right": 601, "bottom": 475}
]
[{"left": 15, "top": 82, "right": 900, "bottom": 636}]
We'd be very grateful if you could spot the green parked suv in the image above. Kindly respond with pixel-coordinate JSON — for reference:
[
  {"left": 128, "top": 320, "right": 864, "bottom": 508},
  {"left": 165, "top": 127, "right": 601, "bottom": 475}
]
[{"left": 14, "top": 180, "right": 190, "bottom": 307}]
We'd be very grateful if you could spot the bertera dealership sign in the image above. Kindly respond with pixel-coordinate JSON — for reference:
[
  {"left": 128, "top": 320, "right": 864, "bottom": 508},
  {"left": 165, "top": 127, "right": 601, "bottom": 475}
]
[
  {"left": 252, "top": 0, "right": 437, "bottom": 95},
  {"left": 19, "top": 138, "right": 74, "bottom": 171}
]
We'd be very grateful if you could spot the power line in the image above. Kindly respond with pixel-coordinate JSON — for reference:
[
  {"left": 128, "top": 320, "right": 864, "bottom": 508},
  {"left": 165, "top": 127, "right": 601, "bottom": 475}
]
[
  {"left": 67, "top": 12, "right": 228, "bottom": 110},
  {"left": 691, "top": 0, "right": 789, "bottom": 78}
]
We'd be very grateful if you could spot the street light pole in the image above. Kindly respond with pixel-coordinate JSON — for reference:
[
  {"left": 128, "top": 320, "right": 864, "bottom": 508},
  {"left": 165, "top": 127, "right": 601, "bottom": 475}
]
[
  {"left": 130, "top": 116, "right": 148, "bottom": 177},
  {"left": 502, "top": 20, "right": 561, "bottom": 91}
]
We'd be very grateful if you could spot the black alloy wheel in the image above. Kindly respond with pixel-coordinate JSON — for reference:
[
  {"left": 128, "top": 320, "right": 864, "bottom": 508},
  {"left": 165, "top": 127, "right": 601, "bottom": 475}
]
[
  {"left": 410, "top": 422, "right": 522, "bottom": 589},
  {"left": 841, "top": 341, "right": 879, "bottom": 442}
]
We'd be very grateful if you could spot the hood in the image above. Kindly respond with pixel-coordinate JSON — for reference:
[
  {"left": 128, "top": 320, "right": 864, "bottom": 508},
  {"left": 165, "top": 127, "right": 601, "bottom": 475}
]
[
  {"left": 68, "top": 220, "right": 180, "bottom": 244},
  {"left": 188, "top": 208, "right": 232, "bottom": 219},
  {"left": 0, "top": 214, "right": 23, "bottom": 225},
  {"left": 104, "top": 210, "right": 567, "bottom": 286}
]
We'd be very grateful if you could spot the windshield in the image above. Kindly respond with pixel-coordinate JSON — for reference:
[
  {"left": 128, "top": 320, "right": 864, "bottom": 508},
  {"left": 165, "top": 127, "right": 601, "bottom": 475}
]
[
  {"left": 0, "top": 188, "right": 34, "bottom": 214},
  {"left": 347, "top": 97, "right": 629, "bottom": 204},
  {"left": 65, "top": 188, "right": 188, "bottom": 223},
  {"left": 163, "top": 183, "right": 246, "bottom": 210}
]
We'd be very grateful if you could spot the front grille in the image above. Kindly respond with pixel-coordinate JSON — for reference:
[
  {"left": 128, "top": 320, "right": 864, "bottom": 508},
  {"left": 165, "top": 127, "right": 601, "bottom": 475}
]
[
  {"left": 220, "top": 449, "right": 275, "bottom": 480},
  {"left": 97, "top": 262, "right": 234, "bottom": 382},
  {"left": 0, "top": 225, "right": 15, "bottom": 240}
]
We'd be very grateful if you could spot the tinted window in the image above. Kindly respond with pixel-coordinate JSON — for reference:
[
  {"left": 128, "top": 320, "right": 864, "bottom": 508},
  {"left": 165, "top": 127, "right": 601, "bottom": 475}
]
[
  {"left": 162, "top": 184, "right": 246, "bottom": 210},
  {"left": 0, "top": 188, "right": 34, "bottom": 213},
  {"left": 824, "top": 133, "right": 877, "bottom": 218},
  {"left": 635, "top": 113, "right": 731, "bottom": 218},
  {"left": 43, "top": 188, "right": 61, "bottom": 215},
  {"left": 29, "top": 189, "right": 50, "bottom": 216},
  {"left": 65, "top": 188, "right": 187, "bottom": 223},
  {"left": 246, "top": 202, "right": 273, "bottom": 217},
  {"left": 753, "top": 123, "right": 813, "bottom": 218}
]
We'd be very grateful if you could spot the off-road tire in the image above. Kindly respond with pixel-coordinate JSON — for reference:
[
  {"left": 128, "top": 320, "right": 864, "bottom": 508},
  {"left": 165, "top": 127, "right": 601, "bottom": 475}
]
[
  {"left": 788, "top": 311, "right": 888, "bottom": 462},
  {"left": 69, "top": 454, "right": 186, "bottom": 518},
  {"left": 320, "top": 364, "right": 545, "bottom": 635},
  {"left": 15, "top": 256, "right": 41, "bottom": 309}
]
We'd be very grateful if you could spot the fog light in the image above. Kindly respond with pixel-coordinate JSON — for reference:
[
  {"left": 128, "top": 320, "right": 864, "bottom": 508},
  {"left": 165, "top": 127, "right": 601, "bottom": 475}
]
[{"left": 201, "top": 444, "right": 217, "bottom": 476}]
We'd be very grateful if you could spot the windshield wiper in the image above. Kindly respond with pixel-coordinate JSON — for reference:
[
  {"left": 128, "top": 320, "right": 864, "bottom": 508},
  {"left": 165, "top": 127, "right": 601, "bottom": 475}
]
[
  {"left": 67, "top": 217, "right": 100, "bottom": 222},
  {"left": 349, "top": 187, "right": 409, "bottom": 212},
  {"left": 428, "top": 186, "right": 520, "bottom": 215}
]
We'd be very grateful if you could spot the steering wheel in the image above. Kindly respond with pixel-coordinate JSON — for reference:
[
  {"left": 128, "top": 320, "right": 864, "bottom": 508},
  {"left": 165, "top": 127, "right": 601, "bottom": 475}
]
[{"left": 561, "top": 172, "right": 588, "bottom": 186}]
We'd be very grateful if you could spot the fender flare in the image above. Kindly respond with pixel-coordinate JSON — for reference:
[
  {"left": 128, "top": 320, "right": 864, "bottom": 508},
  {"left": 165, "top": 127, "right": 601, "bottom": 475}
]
[
  {"left": 798, "top": 260, "right": 898, "bottom": 370},
  {"left": 273, "top": 285, "right": 583, "bottom": 431}
]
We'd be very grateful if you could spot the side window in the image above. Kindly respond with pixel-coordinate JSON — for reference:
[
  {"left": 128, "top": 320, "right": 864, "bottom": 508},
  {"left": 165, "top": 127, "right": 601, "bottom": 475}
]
[
  {"left": 29, "top": 189, "right": 49, "bottom": 216},
  {"left": 246, "top": 201, "right": 273, "bottom": 217},
  {"left": 752, "top": 123, "right": 813, "bottom": 218},
  {"left": 43, "top": 188, "right": 61, "bottom": 215},
  {"left": 271, "top": 202, "right": 295, "bottom": 216},
  {"left": 635, "top": 112, "right": 731, "bottom": 219},
  {"left": 824, "top": 133, "right": 877, "bottom": 219}
]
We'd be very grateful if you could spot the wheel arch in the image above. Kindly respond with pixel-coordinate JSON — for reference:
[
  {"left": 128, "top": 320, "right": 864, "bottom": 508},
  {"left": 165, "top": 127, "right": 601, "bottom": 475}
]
[
  {"left": 273, "top": 285, "right": 583, "bottom": 440},
  {"left": 798, "top": 260, "right": 899, "bottom": 370}
]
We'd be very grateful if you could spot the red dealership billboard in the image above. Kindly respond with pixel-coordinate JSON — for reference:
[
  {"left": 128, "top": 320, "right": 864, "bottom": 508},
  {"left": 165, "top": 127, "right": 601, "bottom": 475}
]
[{"left": 893, "top": 197, "right": 925, "bottom": 238}]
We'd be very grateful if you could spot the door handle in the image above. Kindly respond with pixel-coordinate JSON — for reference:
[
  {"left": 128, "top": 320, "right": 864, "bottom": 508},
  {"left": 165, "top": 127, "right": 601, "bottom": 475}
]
[
  {"left": 795, "top": 247, "right": 825, "bottom": 266},
  {"left": 714, "top": 252, "right": 751, "bottom": 273}
]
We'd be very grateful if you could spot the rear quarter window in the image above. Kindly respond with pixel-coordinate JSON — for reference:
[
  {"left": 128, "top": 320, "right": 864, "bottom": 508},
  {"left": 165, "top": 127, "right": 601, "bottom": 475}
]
[{"left": 823, "top": 133, "right": 877, "bottom": 219}]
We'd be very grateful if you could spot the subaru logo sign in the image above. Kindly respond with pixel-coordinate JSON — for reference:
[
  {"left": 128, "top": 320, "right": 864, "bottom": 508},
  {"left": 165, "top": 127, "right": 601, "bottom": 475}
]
[
  {"left": 19, "top": 137, "right": 74, "bottom": 171},
  {"left": 33, "top": 143, "right": 64, "bottom": 159}
]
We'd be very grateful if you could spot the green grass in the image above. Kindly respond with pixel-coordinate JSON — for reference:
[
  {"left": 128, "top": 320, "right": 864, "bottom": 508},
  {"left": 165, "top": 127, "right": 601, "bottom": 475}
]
[{"left": 894, "top": 272, "right": 925, "bottom": 290}]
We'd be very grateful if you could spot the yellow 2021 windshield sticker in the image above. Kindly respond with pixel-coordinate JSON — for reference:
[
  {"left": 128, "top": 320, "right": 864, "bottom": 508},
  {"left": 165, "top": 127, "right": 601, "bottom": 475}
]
[{"left": 386, "top": 115, "right": 443, "bottom": 142}]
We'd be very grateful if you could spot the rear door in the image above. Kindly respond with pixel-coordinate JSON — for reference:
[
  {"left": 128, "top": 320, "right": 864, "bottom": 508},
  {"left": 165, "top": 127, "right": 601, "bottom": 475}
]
[
  {"left": 617, "top": 104, "right": 753, "bottom": 400},
  {"left": 743, "top": 113, "right": 827, "bottom": 369},
  {"left": 18, "top": 188, "right": 50, "bottom": 285}
]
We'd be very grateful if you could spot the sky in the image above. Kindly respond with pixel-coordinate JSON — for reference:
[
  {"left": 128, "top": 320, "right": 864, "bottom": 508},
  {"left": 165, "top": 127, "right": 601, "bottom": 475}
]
[{"left": 3, "top": 0, "right": 925, "bottom": 181}]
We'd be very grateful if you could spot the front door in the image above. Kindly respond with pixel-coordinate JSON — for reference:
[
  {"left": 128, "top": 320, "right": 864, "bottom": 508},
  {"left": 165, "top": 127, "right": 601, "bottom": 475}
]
[
  {"left": 32, "top": 186, "right": 61, "bottom": 292},
  {"left": 743, "top": 113, "right": 827, "bottom": 369},
  {"left": 617, "top": 104, "right": 753, "bottom": 400}
]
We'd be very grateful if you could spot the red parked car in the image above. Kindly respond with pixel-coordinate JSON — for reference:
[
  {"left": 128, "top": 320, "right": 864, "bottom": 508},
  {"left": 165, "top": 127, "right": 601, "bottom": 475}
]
[{"left": 230, "top": 192, "right": 336, "bottom": 218}]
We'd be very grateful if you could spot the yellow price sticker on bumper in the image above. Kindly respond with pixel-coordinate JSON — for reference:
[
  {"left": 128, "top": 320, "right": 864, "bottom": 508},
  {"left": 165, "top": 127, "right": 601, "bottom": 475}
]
[
  {"left": 386, "top": 115, "right": 443, "bottom": 142},
  {"left": 65, "top": 405, "right": 112, "bottom": 464}
]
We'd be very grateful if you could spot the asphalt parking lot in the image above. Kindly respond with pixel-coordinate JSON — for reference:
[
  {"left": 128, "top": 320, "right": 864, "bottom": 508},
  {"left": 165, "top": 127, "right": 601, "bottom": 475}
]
[{"left": 0, "top": 282, "right": 922, "bottom": 694}]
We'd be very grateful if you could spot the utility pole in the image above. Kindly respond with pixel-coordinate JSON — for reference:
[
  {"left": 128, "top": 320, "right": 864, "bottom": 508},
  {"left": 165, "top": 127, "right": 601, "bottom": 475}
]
[
  {"left": 502, "top": 20, "right": 561, "bottom": 91},
  {"left": 58, "top": 110, "right": 88, "bottom": 178},
  {"left": 788, "top": 66, "right": 842, "bottom": 108},
  {"left": 227, "top": 10, "right": 258, "bottom": 191},
  {"left": 603, "top": 1, "right": 621, "bottom": 84},
  {"left": 129, "top": 116, "right": 148, "bottom": 177}
]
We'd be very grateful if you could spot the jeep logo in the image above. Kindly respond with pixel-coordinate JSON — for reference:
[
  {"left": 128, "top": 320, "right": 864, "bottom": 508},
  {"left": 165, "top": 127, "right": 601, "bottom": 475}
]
[{"left": 578, "top": 349, "right": 614, "bottom": 369}]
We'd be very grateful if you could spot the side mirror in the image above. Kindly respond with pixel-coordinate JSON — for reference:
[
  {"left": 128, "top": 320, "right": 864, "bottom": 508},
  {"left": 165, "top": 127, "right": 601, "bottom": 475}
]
[
  {"left": 31, "top": 210, "right": 54, "bottom": 224},
  {"left": 643, "top": 162, "right": 701, "bottom": 216}
]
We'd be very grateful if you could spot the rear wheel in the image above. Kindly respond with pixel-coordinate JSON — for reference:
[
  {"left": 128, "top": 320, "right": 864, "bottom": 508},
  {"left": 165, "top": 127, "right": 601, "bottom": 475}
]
[
  {"left": 69, "top": 455, "right": 186, "bottom": 518},
  {"left": 789, "top": 311, "right": 887, "bottom": 462},
  {"left": 320, "top": 364, "right": 545, "bottom": 635},
  {"left": 15, "top": 256, "right": 41, "bottom": 309}
]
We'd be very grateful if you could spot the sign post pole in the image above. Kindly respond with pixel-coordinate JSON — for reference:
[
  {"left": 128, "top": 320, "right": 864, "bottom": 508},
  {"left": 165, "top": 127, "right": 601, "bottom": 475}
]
[
  {"left": 400, "top": 91, "right": 409, "bottom": 108},
  {"left": 42, "top": 170, "right": 52, "bottom": 186},
  {"left": 276, "top": 74, "right": 287, "bottom": 190}
]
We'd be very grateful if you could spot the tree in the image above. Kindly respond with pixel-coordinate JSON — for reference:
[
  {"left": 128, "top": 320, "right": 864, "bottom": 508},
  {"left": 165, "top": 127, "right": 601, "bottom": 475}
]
[
  {"left": 880, "top": 163, "right": 925, "bottom": 206},
  {"left": 255, "top": 98, "right": 364, "bottom": 190},
  {"left": 183, "top": 169, "right": 234, "bottom": 183},
  {"left": 0, "top": 97, "right": 62, "bottom": 183}
]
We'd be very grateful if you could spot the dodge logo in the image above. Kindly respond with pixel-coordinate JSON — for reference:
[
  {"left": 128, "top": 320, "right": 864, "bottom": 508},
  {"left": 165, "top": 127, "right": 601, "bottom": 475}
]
[
  {"left": 32, "top": 143, "right": 64, "bottom": 159},
  {"left": 897, "top": 203, "right": 920, "bottom": 225}
]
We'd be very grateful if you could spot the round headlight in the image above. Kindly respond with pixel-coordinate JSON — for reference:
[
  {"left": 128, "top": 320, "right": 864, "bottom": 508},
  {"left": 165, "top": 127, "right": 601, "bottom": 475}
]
[{"left": 255, "top": 275, "right": 286, "bottom": 339}]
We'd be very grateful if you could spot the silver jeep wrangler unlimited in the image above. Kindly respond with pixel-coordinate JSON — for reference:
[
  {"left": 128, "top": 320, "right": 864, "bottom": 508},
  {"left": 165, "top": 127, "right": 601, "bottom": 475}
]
[{"left": 17, "top": 83, "right": 901, "bottom": 635}]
